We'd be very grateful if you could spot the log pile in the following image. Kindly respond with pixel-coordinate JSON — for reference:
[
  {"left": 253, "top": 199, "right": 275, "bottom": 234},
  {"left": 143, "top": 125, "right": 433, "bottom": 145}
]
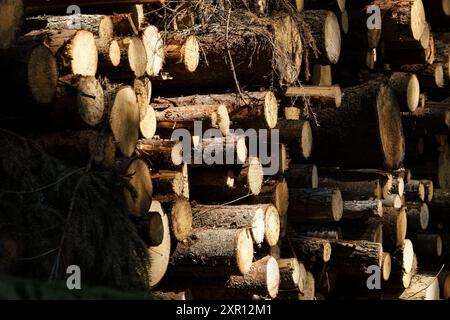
[{"left": 0, "top": 0, "right": 449, "bottom": 300}]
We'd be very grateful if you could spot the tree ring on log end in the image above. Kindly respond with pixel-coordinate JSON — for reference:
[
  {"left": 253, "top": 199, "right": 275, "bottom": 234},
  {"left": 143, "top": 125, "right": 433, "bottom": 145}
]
[
  {"left": 382, "top": 252, "right": 391, "bottom": 281},
  {"left": 109, "top": 39, "right": 121, "bottom": 67},
  {"left": 264, "top": 91, "right": 279, "bottom": 129},
  {"left": 324, "top": 12, "right": 341, "bottom": 64},
  {"left": 376, "top": 85, "right": 404, "bottom": 169},
  {"left": 71, "top": 30, "right": 98, "bottom": 76},
  {"left": 323, "top": 241, "right": 332, "bottom": 262},
  {"left": 264, "top": 205, "right": 280, "bottom": 247},
  {"left": 182, "top": 35, "right": 199, "bottom": 73},
  {"left": 407, "top": 74, "right": 420, "bottom": 112},
  {"left": 143, "top": 26, "right": 164, "bottom": 77},
  {"left": 266, "top": 257, "right": 280, "bottom": 299},
  {"left": 28, "top": 44, "right": 58, "bottom": 104},
  {"left": 76, "top": 76, "right": 105, "bottom": 127},
  {"left": 235, "top": 229, "right": 254, "bottom": 274}
]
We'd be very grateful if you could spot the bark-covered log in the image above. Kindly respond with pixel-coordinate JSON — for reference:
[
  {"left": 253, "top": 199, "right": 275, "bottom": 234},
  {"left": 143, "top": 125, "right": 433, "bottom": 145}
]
[
  {"left": 303, "top": 10, "right": 341, "bottom": 64},
  {"left": 411, "top": 234, "right": 442, "bottom": 259},
  {"left": 285, "top": 85, "right": 342, "bottom": 108},
  {"left": 192, "top": 204, "right": 279, "bottom": 246},
  {"left": 153, "top": 290, "right": 192, "bottom": 300},
  {"left": 428, "top": 189, "right": 450, "bottom": 227},
  {"left": 299, "top": 271, "right": 315, "bottom": 300},
  {"left": 389, "top": 72, "right": 420, "bottom": 112},
  {"left": 22, "top": 29, "right": 98, "bottom": 76},
  {"left": 379, "top": 207, "right": 407, "bottom": 251},
  {"left": 312, "top": 78, "right": 405, "bottom": 169},
  {"left": 342, "top": 200, "right": 383, "bottom": 219},
  {"left": 288, "top": 188, "right": 343, "bottom": 223},
  {"left": 340, "top": 219, "right": 383, "bottom": 243},
  {"left": 169, "top": 228, "right": 254, "bottom": 277},
  {"left": 289, "top": 224, "right": 342, "bottom": 240},
  {"left": 303, "top": 0, "right": 345, "bottom": 12},
  {"left": 420, "top": 179, "right": 434, "bottom": 203},
  {"left": 136, "top": 139, "right": 184, "bottom": 168},
  {"left": 382, "top": 194, "right": 402, "bottom": 209},
  {"left": 155, "top": 104, "right": 230, "bottom": 137},
  {"left": 319, "top": 178, "right": 382, "bottom": 200},
  {"left": 163, "top": 32, "right": 199, "bottom": 76},
  {"left": 382, "top": 0, "right": 426, "bottom": 42},
  {"left": 152, "top": 170, "right": 184, "bottom": 199},
  {"left": 285, "top": 164, "right": 318, "bottom": 189},
  {"left": 277, "top": 258, "right": 302, "bottom": 290},
  {"left": 153, "top": 14, "right": 302, "bottom": 89},
  {"left": 130, "top": 210, "right": 163, "bottom": 246},
  {"left": 312, "top": 64, "right": 332, "bottom": 86},
  {"left": 344, "top": 9, "right": 381, "bottom": 50},
  {"left": 388, "top": 245, "right": 416, "bottom": 289},
  {"left": 34, "top": 129, "right": 116, "bottom": 168},
  {"left": 406, "top": 202, "right": 429, "bottom": 232},
  {"left": 152, "top": 90, "right": 278, "bottom": 129},
  {"left": 275, "top": 120, "right": 313, "bottom": 161},
  {"left": 328, "top": 240, "right": 383, "bottom": 277},
  {"left": 287, "top": 235, "right": 332, "bottom": 263},
  {"left": 404, "top": 180, "right": 425, "bottom": 202},
  {"left": 245, "top": 178, "right": 289, "bottom": 217}
]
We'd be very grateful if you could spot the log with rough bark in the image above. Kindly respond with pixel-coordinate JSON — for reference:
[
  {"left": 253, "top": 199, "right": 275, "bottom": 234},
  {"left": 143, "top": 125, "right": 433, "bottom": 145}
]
[
  {"left": 380, "top": 207, "right": 407, "bottom": 251},
  {"left": 328, "top": 240, "right": 383, "bottom": 277},
  {"left": 136, "top": 139, "right": 184, "bottom": 168},
  {"left": 303, "top": 10, "right": 341, "bottom": 64},
  {"left": 285, "top": 164, "right": 318, "bottom": 189},
  {"left": 287, "top": 235, "right": 332, "bottom": 263},
  {"left": 404, "top": 180, "right": 425, "bottom": 202},
  {"left": 382, "top": 0, "right": 426, "bottom": 42},
  {"left": 342, "top": 200, "right": 383, "bottom": 219},
  {"left": 134, "top": 77, "right": 156, "bottom": 139},
  {"left": 160, "top": 198, "right": 192, "bottom": 242},
  {"left": 406, "top": 202, "right": 429, "bottom": 232},
  {"left": 409, "top": 153, "right": 450, "bottom": 189},
  {"left": 154, "top": 14, "right": 302, "bottom": 89},
  {"left": 122, "top": 158, "right": 153, "bottom": 217},
  {"left": 391, "top": 177, "right": 405, "bottom": 197},
  {"left": 289, "top": 224, "right": 342, "bottom": 240},
  {"left": 51, "top": 75, "right": 104, "bottom": 128},
  {"left": 344, "top": 9, "right": 381, "bottom": 50},
  {"left": 34, "top": 129, "right": 116, "bottom": 168},
  {"left": 155, "top": 104, "right": 230, "bottom": 137},
  {"left": 246, "top": 178, "right": 289, "bottom": 217},
  {"left": 312, "top": 64, "right": 332, "bottom": 86},
  {"left": 386, "top": 32, "right": 435, "bottom": 66},
  {"left": 389, "top": 72, "right": 420, "bottom": 112},
  {"left": 411, "top": 234, "right": 442, "bottom": 259},
  {"left": 388, "top": 244, "right": 416, "bottom": 289},
  {"left": 169, "top": 228, "right": 254, "bottom": 277},
  {"left": 285, "top": 85, "right": 342, "bottom": 108},
  {"left": 162, "top": 32, "right": 199, "bottom": 76},
  {"left": 402, "top": 107, "right": 450, "bottom": 135},
  {"left": 428, "top": 189, "right": 450, "bottom": 227},
  {"left": 192, "top": 204, "right": 279, "bottom": 246},
  {"left": 104, "top": 84, "right": 140, "bottom": 157},
  {"left": 312, "top": 78, "right": 405, "bottom": 169},
  {"left": 398, "top": 273, "right": 440, "bottom": 300},
  {"left": 153, "top": 91, "right": 279, "bottom": 130},
  {"left": 319, "top": 177, "right": 382, "bottom": 200},
  {"left": 340, "top": 219, "right": 383, "bottom": 243},
  {"left": 277, "top": 258, "right": 303, "bottom": 290},
  {"left": 275, "top": 120, "right": 313, "bottom": 161},
  {"left": 288, "top": 188, "right": 343, "bottom": 223},
  {"left": 416, "top": 63, "right": 446, "bottom": 90},
  {"left": 22, "top": 29, "right": 98, "bottom": 76}
]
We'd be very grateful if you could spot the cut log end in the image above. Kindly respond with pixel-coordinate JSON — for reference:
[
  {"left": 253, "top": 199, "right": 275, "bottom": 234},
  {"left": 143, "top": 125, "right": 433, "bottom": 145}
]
[
  {"left": 124, "top": 159, "right": 153, "bottom": 217},
  {"left": 411, "top": 0, "right": 427, "bottom": 41},
  {"left": 325, "top": 12, "right": 341, "bottom": 64},
  {"left": 109, "top": 86, "right": 140, "bottom": 157},
  {"left": 128, "top": 37, "right": 147, "bottom": 78},
  {"left": 148, "top": 200, "right": 171, "bottom": 288},
  {"left": 0, "top": 0, "right": 23, "bottom": 50},
  {"left": 212, "top": 104, "right": 231, "bottom": 136},
  {"left": 109, "top": 39, "right": 121, "bottom": 67},
  {"left": 75, "top": 76, "right": 105, "bottom": 127},
  {"left": 377, "top": 84, "right": 405, "bottom": 169},
  {"left": 264, "top": 91, "right": 279, "bottom": 129},
  {"left": 397, "top": 208, "right": 408, "bottom": 248},
  {"left": 323, "top": 241, "right": 332, "bottom": 263},
  {"left": 382, "top": 252, "right": 392, "bottom": 281},
  {"left": 148, "top": 211, "right": 164, "bottom": 246},
  {"left": 247, "top": 157, "right": 264, "bottom": 195},
  {"left": 183, "top": 34, "right": 200, "bottom": 73},
  {"left": 143, "top": 26, "right": 164, "bottom": 77},
  {"left": 273, "top": 179, "right": 289, "bottom": 216},
  {"left": 264, "top": 205, "right": 280, "bottom": 247},
  {"left": 168, "top": 199, "right": 192, "bottom": 242},
  {"left": 332, "top": 189, "right": 344, "bottom": 222},
  {"left": 407, "top": 74, "right": 420, "bottom": 112},
  {"left": 236, "top": 229, "right": 255, "bottom": 275},
  {"left": 70, "top": 30, "right": 98, "bottom": 76},
  {"left": 402, "top": 239, "right": 415, "bottom": 274},
  {"left": 265, "top": 256, "right": 281, "bottom": 299},
  {"left": 340, "top": 10, "right": 349, "bottom": 34},
  {"left": 301, "top": 120, "right": 313, "bottom": 159},
  {"left": 139, "top": 105, "right": 157, "bottom": 139},
  {"left": 28, "top": 44, "right": 58, "bottom": 104}
]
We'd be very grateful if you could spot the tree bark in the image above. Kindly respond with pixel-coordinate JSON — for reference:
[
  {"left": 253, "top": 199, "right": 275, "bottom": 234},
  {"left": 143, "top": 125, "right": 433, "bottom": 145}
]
[
  {"left": 285, "top": 85, "right": 342, "bottom": 108},
  {"left": 319, "top": 178, "right": 382, "bottom": 200},
  {"left": 389, "top": 72, "right": 420, "bottom": 112},
  {"left": 379, "top": 207, "right": 407, "bottom": 251},
  {"left": 342, "top": 200, "right": 383, "bottom": 219},
  {"left": 406, "top": 202, "right": 429, "bottom": 232},
  {"left": 285, "top": 164, "right": 318, "bottom": 189},
  {"left": 136, "top": 139, "right": 184, "bottom": 168}
]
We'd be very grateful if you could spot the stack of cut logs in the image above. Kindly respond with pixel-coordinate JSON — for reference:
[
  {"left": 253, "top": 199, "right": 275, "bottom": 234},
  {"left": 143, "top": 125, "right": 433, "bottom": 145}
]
[{"left": 0, "top": 0, "right": 450, "bottom": 300}]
